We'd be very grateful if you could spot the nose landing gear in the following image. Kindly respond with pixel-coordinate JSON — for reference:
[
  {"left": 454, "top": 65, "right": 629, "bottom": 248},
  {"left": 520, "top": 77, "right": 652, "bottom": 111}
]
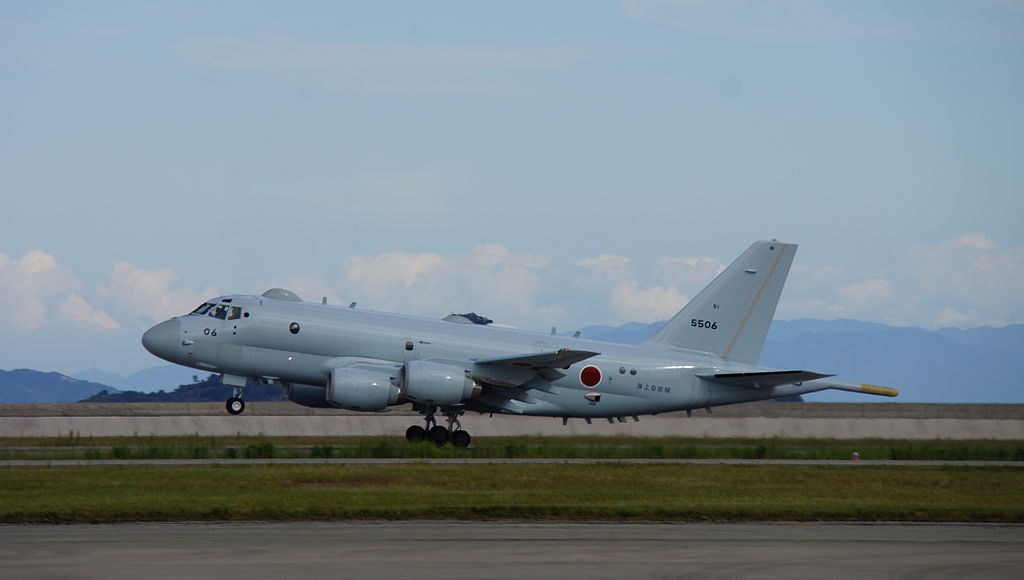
[
  {"left": 225, "top": 385, "right": 245, "bottom": 415},
  {"left": 405, "top": 405, "right": 471, "bottom": 447}
]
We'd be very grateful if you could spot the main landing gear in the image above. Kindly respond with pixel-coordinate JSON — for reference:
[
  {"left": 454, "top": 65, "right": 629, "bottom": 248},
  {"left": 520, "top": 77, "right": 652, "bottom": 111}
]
[
  {"left": 225, "top": 385, "right": 245, "bottom": 415},
  {"left": 405, "top": 404, "right": 471, "bottom": 447}
]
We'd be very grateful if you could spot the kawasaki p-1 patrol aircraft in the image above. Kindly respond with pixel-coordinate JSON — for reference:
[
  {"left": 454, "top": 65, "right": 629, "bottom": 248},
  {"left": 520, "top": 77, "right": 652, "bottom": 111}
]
[{"left": 142, "top": 241, "right": 897, "bottom": 447}]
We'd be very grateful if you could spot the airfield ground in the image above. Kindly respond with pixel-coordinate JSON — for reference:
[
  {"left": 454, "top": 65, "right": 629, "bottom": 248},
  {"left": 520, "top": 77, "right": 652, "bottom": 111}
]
[
  {"left": 1, "top": 403, "right": 1022, "bottom": 524},
  {"left": 2, "top": 401, "right": 1023, "bottom": 439},
  {"left": 3, "top": 522, "right": 1023, "bottom": 580},
  {"left": 2, "top": 403, "right": 1022, "bottom": 577}
]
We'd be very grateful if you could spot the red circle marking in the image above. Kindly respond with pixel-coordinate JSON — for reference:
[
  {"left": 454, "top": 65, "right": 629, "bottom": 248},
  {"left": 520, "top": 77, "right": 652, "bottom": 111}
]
[{"left": 580, "top": 365, "right": 602, "bottom": 388}]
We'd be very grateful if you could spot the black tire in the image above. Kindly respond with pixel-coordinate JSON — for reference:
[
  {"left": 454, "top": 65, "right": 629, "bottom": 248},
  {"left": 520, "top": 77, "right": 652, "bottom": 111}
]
[
  {"left": 405, "top": 425, "right": 426, "bottom": 443},
  {"left": 226, "top": 397, "right": 245, "bottom": 415},
  {"left": 451, "top": 429, "right": 471, "bottom": 448},
  {"left": 428, "top": 425, "right": 449, "bottom": 446}
]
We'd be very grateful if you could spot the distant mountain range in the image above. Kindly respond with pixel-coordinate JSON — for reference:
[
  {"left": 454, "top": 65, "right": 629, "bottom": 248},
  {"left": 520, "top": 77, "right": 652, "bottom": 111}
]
[
  {"left": 72, "top": 365, "right": 204, "bottom": 393},
  {"left": 0, "top": 369, "right": 121, "bottom": 403},
  {"left": 80, "top": 375, "right": 287, "bottom": 403},
  {"left": 1, "top": 318, "right": 1021, "bottom": 403}
]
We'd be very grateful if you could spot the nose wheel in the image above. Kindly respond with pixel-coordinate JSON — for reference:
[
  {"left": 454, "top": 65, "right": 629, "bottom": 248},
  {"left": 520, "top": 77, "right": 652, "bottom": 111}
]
[
  {"left": 406, "top": 405, "right": 472, "bottom": 447},
  {"left": 225, "top": 386, "right": 245, "bottom": 415},
  {"left": 226, "top": 397, "right": 245, "bottom": 415}
]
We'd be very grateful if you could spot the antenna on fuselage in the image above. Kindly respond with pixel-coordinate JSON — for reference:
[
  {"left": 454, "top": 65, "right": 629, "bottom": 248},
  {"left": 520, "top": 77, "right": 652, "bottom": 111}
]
[
  {"left": 322, "top": 297, "right": 327, "bottom": 305},
  {"left": 349, "top": 302, "right": 357, "bottom": 309}
]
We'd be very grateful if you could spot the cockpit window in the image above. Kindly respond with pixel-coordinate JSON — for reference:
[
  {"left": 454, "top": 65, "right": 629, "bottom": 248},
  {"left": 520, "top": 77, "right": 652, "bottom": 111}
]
[
  {"left": 191, "top": 301, "right": 246, "bottom": 320},
  {"left": 210, "top": 305, "right": 229, "bottom": 320}
]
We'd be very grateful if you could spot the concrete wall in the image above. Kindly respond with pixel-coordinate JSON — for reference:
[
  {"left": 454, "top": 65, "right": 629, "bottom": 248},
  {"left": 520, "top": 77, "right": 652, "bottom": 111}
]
[{"left": 2, "top": 403, "right": 1022, "bottom": 439}]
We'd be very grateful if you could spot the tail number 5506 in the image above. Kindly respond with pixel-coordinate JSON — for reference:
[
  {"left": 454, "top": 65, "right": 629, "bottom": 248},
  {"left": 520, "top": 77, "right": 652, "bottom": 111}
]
[{"left": 691, "top": 319, "right": 718, "bottom": 329}]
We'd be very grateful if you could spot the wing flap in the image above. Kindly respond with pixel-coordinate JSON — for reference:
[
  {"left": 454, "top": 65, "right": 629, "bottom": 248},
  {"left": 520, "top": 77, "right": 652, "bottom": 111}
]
[
  {"left": 699, "top": 370, "right": 833, "bottom": 388},
  {"left": 476, "top": 348, "right": 600, "bottom": 370},
  {"left": 471, "top": 349, "right": 599, "bottom": 389}
]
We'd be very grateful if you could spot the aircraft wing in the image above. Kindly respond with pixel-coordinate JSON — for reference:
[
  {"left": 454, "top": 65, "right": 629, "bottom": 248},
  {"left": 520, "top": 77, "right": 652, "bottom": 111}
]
[
  {"left": 699, "top": 370, "right": 834, "bottom": 388},
  {"left": 469, "top": 349, "right": 600, "bottom": 389},
  {"left": 475, "top": 348, "right": 600, "bottom": 370}
]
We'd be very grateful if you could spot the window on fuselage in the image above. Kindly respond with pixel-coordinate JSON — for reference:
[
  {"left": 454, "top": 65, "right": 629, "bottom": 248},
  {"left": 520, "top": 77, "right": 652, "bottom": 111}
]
[
  {"left": 228, "top": 306, "right": 242, "bottom": 320},
  {"left": 210, "top": 305, "right": 229, "bottom": 320},
  {"left": 191, "top": 303, "right": 214, "bottom": 315}
]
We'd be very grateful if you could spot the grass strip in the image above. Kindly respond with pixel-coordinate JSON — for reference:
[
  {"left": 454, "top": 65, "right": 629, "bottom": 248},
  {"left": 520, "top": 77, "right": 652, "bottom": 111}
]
[
  {"left": 3, "top": 435, "right": 1023, "bottom": 461},
  {"left": 1, "top": 464, "right": 1021, "bottom": 523}
]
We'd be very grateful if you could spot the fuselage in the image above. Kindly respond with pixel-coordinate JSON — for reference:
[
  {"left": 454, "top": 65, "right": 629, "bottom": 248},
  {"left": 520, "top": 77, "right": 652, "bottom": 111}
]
[{"left": 142, "top": 292, "right": 820, "bottom": 418}]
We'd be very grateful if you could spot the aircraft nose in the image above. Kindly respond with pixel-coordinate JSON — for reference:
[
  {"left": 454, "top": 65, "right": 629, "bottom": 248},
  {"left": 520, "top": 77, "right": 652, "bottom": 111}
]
[{"left": 142, "top": 319, "right": 181, "bottom": 360}]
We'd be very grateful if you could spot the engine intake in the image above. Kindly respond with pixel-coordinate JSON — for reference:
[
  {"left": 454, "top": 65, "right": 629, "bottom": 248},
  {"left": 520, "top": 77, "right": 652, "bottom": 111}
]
[
  {"left": 327, "top": 365, "right": 400, "bottom": 411},
  {"left": 402, "top": 360, "right": 479, "bottom": 405}
]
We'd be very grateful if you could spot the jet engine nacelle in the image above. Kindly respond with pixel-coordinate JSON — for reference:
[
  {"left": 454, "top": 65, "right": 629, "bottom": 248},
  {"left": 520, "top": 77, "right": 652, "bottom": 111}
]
[
  {"left": 327, "top": 365, "right": 400, "bottom": 411},
  {"left": 402, "top": 360, "right": 479, "bottom": 405}
]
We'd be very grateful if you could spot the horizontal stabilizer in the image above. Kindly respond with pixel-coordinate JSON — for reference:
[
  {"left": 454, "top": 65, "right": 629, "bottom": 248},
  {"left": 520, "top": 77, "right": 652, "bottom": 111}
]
[
  {"left": 700, "top": 370, "right": 833, "bottom": 388},
  {"left": 476, "top": 349, "right": 600, "bottom": 370}
]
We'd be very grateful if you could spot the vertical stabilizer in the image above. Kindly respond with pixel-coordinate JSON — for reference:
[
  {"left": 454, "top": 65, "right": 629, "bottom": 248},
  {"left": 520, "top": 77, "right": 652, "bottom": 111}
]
[{"left": 642, "top": 241, "right": 796, "bottom": 364}]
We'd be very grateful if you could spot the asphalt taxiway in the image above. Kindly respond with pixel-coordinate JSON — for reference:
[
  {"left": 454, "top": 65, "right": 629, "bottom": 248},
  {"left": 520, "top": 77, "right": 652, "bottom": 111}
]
[
  {"left": 4, "top": 457, "right": 1024, "bottom": 468},
  {"left": 2, "top": 521, "right": 1021, "bottom": 579}
]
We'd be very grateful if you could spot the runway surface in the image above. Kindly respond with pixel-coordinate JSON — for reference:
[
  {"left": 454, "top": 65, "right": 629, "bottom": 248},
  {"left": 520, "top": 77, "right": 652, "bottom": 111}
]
[
  {"left": 4, "top": 457, "right": 1023, "bottom": 468},
  {"left": 2, "top": 521, "right": 1022, "bottom": 579},
  {"left": 4, "top": 402, "right": 1023, "bottom": 439}
]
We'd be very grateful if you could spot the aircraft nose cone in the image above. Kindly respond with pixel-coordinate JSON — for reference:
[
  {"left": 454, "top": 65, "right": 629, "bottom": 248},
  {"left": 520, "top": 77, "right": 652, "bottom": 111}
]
[{"left": 142, "top": 319, "right": 181, "bottom": 361}]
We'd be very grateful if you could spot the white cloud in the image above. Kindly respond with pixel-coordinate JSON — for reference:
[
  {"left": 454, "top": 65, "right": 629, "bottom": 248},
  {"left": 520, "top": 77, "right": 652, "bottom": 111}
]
[
  {"left": 609, "top": 280, "right": 687, "bottom": 323},
  {"left": 471, "top": 244, "right": 551, "bottom": 269},
  {"left": 578, "top": 254, "right": 632, "bottom": 281},
  {"left": 654, "top": 256, "right": 724, "bottom": 289},
  {"left": 58, "top": 294, "right": 120, "bottom": 331},
  {"left": 3, "top": 234, "right": 1021, "bottom": 381},
  {"left": 335, "top": 246, "right": 566, "bottom": 325},
  {"left": 259, "top": 246, "right": 567, "bottom": 328},
  {"left": 905, "top": 234, "right": 1024, "bottom": 328},
  {"left": 943, "top": 233, "right": 998, "bottom": 250},
  {"left": 97, "top": 263, "right": 219, "bottom": 323},
  {"left": 330, "top": 247, "right": 725, "bottom": 327},
  {"left": 837, "top": 278, "right": 892, "bottom": 304},
  {"left": 779, "top": 234, "right": 1023, "bottom": 328},
  {"left": 341, "top": 250, "right": 447, "bottom": 297},
  {"left": 0, "top": 250, "right": 80, "bottom": 330}
]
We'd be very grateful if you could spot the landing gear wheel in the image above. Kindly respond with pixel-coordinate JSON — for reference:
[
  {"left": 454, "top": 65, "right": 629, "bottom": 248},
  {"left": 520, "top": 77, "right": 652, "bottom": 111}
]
[
  {"left": 405, "top": 425, "right": 426, "bottom": 443},
  {"left": 451, "top": 429, "right": 471, "bottom": 448},
  {"left": 226, "top": 397, "right": 245, "bottom": 415},
  {"left": 428, "top": 425, "right": 450, "bottom": 446}
]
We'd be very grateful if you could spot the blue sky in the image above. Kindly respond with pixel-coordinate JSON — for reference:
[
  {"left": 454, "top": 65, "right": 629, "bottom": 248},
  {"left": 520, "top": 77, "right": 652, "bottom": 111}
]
[{"left": 1, "top": 1, "right": 1022, "bottom": 375}]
